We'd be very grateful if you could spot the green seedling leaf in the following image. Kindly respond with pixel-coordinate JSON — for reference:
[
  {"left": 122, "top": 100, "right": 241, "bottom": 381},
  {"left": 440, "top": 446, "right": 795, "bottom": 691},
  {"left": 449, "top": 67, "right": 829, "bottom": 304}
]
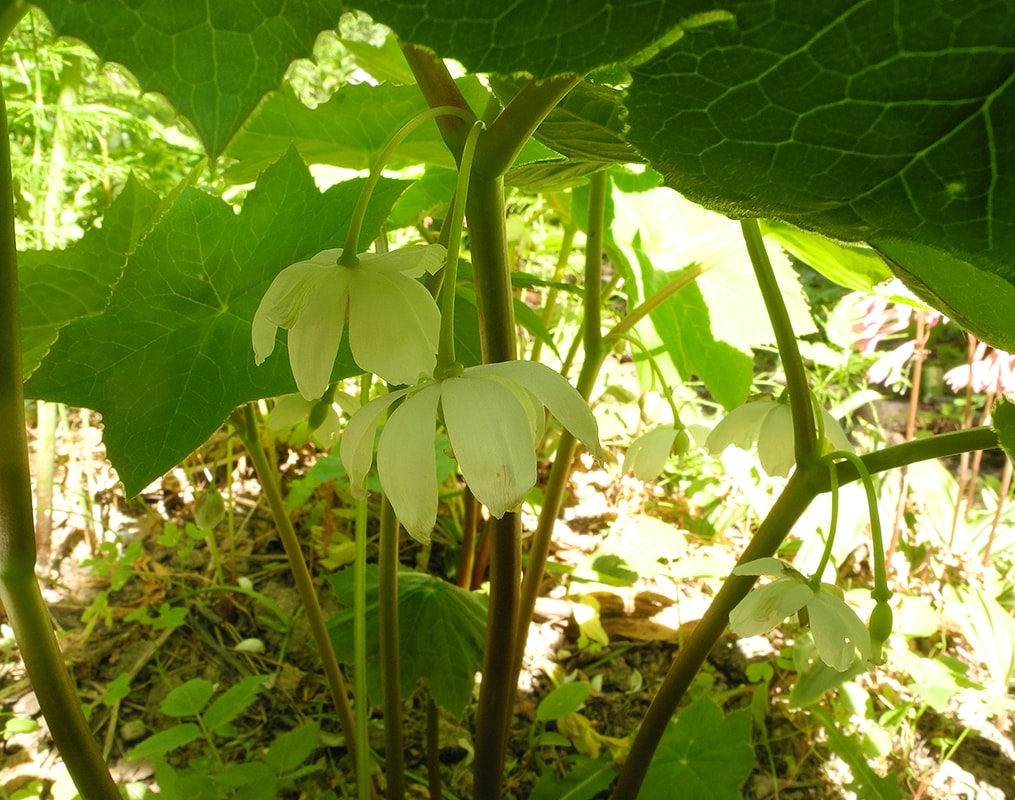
[
  {"left": 103, "top": 672, "right": 132, "bottom": 707},
  {"left": 530, "top": 755, "right": 619, "bottom": 800},
  {"left": 641, "top": 697, "right": 754, "bottom": 800},
  {"left": 226, "top": 76, "right": 490, "bottom": 183},
  {"left": 625, "top": 0, "right": 1014, "bottom": 350},
  {"left": 161, "top": 679, "right": 215, "bottom": 718},
  {"left": 328, "top": 565, "right": 487, "bottom": 716},
  {"left": 214, "top": 762, "right": 276, "bottom": 789},
  {"left": 356, "top": 1, "right": 703, "bottom": 79},
  {"left": 193, "top": 487, "right": 226, "bottom": 529},
  {"left": 202, "top": 675, "right": 268, "bottom": 734},
  {"left": 18, "top": 177, "right": 162, "bottom": 379},
  {"left": 3, "top": 717, "right": 40, "bottom": 737},
  {"left": 267, "top": 721, "right": 321, "bottom": 773},
  {"left": 34, "top": 0, "right": 342, "bottom": 156},
  {"left": 25, "top": 150, "right": 408, "bottom": 495},
  {"left": 128, "top": 722, "right": 202, "bottom": 761},
  {"left": 537, "top": 681, "right": 592, "bottom": 722}
]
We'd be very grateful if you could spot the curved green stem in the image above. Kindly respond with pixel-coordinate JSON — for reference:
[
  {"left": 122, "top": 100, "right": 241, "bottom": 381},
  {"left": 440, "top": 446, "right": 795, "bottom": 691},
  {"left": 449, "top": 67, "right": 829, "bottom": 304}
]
[
  {"left": 436, "top": 121, "right": 484, "bottom": 375},
  {"left": 0, "top": 77, "right": 120, "bottom": 800},
  {"left": 342, "top": 105, "right": 474, "bottom": 259},
  {"left": 811, "top": 457, "right": 841, "bottom": 584},
  {"left": 378, "top": 495, "right": 406, "bottom": 800},
  {"left": 741, "top": 219, "right": 817, "bottom": 462},
  {"left": 235, "top": 405, "right": 362, "bottom": 783},
  {"left": 354, "top": 496, "right": 372, "bottom": 800},
  {"left": 611, "top": 467, "right": 823, "bottom": 799}
]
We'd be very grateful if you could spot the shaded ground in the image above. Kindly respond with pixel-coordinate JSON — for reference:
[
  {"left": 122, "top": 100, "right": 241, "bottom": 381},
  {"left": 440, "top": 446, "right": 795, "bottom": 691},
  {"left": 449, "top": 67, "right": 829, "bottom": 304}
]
[{"left": 1, "top": 409, "right": 1012, "bottom": 799}]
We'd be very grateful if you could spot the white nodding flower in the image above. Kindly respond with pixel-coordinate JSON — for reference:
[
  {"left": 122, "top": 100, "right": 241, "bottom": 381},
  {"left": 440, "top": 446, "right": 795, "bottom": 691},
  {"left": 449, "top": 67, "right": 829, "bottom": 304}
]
[
  {"left": 729, "top": 557, "right": 871, "bottom": 671},
  {"left": 340, "top": 360, "right": 603, "bottom": 544},
  {"left": 252, "top": 245, "right": 445, "bottom": 400},
  {"left": 623, "top": 425, "right": 689, "bottom": 482},
  {"left": 705, "top": 398, "right": 852, "bottom": 477}
]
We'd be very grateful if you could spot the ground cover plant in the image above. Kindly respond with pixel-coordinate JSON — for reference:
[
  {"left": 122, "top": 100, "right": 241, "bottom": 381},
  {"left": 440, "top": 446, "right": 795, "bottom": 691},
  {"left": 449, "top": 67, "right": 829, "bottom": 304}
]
[{"left": 0, "top": 2, "right": 1013, "bottom": 799}]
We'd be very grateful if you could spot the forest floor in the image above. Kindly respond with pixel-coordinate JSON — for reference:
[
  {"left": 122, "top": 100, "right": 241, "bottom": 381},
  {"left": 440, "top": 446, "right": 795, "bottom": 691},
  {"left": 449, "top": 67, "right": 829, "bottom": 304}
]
[{"left": 0, "top": 406, "right": 1012, "bottom": 800}]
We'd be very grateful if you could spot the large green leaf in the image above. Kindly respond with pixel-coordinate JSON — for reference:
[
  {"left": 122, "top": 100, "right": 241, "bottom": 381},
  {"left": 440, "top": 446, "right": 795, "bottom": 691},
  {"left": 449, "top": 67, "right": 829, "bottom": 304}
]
[
  {"left": 18, "top": 177, "right": 162, "bottom": 378},
  {"left": 33, "top": 0, "right": 342, "bottom": 156},
  {"left": 225, "top": 76, "right": 491, "bottom": 183},
  {"left": 625, "top": 0, "right": 1014, "bottom": 348},
  {"left": 354, "top": 1, "right": 698, "bottom": 78},
  {"left": 641, "top": 697, "right": 754, "bottom": 800},
  {"left": 327, "top": 565, "right": 487, "bottom": 717},
  {"left": 612, "top": 188, "right": 816, "bottom": 409},
  {"left": 24, "top": 150, "right": 408, "bottom": 494}
]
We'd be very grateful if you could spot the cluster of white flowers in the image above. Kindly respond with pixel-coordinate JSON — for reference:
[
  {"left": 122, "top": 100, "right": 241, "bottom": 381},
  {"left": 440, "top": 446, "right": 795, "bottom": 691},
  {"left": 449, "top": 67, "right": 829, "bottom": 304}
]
[{"left": 253, "top": 246, "right": 601, "bottom": 543}]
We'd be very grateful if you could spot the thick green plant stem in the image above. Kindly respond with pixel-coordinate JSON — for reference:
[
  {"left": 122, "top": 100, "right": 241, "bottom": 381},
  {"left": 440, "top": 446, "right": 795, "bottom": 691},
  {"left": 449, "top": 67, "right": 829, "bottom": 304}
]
[
  {"left": 473, "top": 514, "right": 521, "bottom": 800},
  {"left": 235, "top": 406, "right": 364, "bottom": 788},
  {"left": 378, "top": 495, "right": 406, "bottom": 800},
  {"left": 741, "top": 219, "right": 818, "bottom": 461},
  {"left": 611, "top": 467, "right": 822, "bottom": 800},
  {"left": 0, "top": 81, "right": 120, "bottom": 800}
]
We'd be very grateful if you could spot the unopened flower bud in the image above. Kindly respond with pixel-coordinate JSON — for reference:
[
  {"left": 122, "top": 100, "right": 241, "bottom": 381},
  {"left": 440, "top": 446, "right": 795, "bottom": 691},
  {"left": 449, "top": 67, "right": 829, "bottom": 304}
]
[
  {"left": 867, "top": 599, "right": 893, "bottom": 665},
  {"left": 194, "top": 487, "right": 226, "bottom": 530}
]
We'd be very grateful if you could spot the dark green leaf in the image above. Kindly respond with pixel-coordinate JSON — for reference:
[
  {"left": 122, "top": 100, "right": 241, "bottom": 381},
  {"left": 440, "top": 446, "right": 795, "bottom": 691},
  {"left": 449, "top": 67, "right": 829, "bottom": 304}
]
[
  {"left": 18, "top": 177, "right": 161, "bottom": 378},
  {"left": 873, "top": 240, "right": 1014, "bottom": 352},
  {"left": 625, "top": 0, "right": 1014, "bottom": 347},
  {"left": 34, "top": 0, "right": 342, "bottom": 156},
  {"left": 161, "top": 679, "right": 215, "bottom": 718},
  {"left": 641, "top": 697, "right": 754, "bottom": 800},
  {"left": 356, "top": 1, "right": 701, "bottom": 78},
  {"left": 214, "top": 762, "right": 276, "bottom": 789},
  {"left": 202, "top": 675, "right": 267, "bottom": 733},
  {"left": 537, "top": 681, "right": 591, "bottom": 722},
  {"left": 25, "top": 150, "right": 408, "bottom": 495},
  {"left": 327, "top": 565, "right": 487, "bottom": 716}
]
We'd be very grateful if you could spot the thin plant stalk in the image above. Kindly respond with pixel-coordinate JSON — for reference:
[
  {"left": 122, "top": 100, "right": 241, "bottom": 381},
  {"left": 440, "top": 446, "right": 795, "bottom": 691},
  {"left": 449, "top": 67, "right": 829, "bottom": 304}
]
[
  {"left": 0, "top": 77, "right": 120, "bottom": 800},
  {"left": 378, "top": 495, "right": 406, "bottom": 800},
  {"left": 234, "top": 404, "right": 365, "bottom": 791},
  {"left": 947, "top": 334, "right": 978, "bottom": 550},
  {"left": 354, "top": 496, "right": 373, "bottom": 800}
]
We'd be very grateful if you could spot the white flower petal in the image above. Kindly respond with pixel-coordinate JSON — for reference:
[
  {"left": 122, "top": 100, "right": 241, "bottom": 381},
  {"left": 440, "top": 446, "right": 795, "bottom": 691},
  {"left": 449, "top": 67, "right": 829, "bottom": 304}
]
[
  {"left": 348, "top": 267, "right": 440, "bottom": 385},
  {"left": 806, "top": 587, "right": 872, "bottom": 671},
  {"left": 339, "top": 387, "right": 412, "bottom": 497},
  {"left": 442, "top": 375, "right": 537, "bottom": 517},
  {"left": 266, "top": 394, "right": 314, "bottom": 430},
  {"left": 377, "top": 385, "right": 441, "bottom": 543},
  {"left": 706, "top": 401, "right": 776, "bottom": 455},
  {"left": 361, "top": 245, "right": 446, "bottom": 277},
  {"left": 624, "top": 426, "right": 677, "bottom": 481},
  {"left": 729, "top": 578, "right": 813, "bottom": 637},
  {"left": 819, "top": 408, "right": 853, "bottom": 455},
  {"left": 757, "top": 403, "right": 795, "bottom": 477},
  {"left": 470, "top": 361, "right": 603, "bottom": 460}
]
